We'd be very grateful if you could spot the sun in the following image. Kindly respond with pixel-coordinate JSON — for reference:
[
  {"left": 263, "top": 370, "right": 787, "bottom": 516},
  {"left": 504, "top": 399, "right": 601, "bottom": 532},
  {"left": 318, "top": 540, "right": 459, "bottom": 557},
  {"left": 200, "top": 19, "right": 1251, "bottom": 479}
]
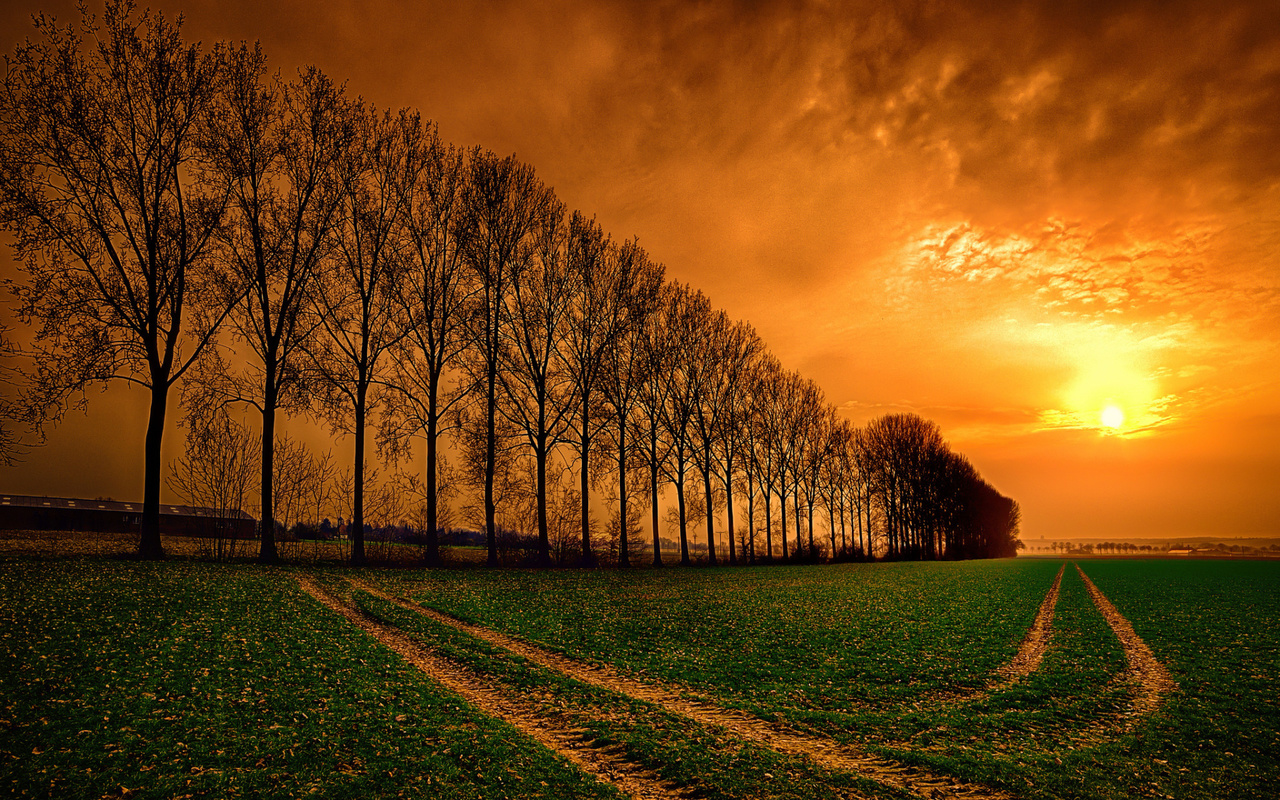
[{"left": 1101, "top": 404, "right": 1125, "bottom": 430}]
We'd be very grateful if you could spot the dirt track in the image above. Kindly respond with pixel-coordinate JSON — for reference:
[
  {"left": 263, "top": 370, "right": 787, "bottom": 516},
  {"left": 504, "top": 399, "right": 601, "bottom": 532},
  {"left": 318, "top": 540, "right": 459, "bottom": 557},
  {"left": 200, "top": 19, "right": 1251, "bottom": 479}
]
[
  {"left": 934, "top": 563, "right": 1065, "bottom": 707},
  {"left": 1074, "top": 564, "right": 1176, "bottom": 728},
  {"left": 350, "top": 577, "right": 1015, "bottom": 800},
  {"left": 296, "top": 576, "right": 691, "bottom": 800}
]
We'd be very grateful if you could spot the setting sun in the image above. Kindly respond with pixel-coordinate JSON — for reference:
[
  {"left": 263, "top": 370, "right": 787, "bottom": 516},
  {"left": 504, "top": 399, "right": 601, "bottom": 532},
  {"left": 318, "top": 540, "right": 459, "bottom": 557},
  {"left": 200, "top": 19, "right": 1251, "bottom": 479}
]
[{"left": 1101, "top": 404, "right": 1125, "bottom": 430}]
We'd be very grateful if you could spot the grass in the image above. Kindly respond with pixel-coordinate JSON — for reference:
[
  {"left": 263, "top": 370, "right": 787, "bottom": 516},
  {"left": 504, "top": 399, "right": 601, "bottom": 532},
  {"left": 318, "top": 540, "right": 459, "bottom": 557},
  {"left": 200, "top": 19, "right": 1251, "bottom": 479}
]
[
  {"left": 0, "top": 560, "right": 620, "bottom": 800},
  {"left": 340, "top": 579, "right": 910, "bottom": 800},
  {"left": 377, "top": 559, "right": 1063, "bottom": 717},
  {"left": 372, "top": 558, "right": 1280, "bottom": 800},
  {"left": 2, "top": 555, "right": 1275, "bottom": 799}
]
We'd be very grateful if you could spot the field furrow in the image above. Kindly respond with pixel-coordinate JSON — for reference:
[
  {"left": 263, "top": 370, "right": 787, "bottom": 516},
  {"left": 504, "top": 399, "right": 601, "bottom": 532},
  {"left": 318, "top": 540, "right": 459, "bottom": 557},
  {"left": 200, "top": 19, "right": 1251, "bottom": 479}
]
[
  {"left": 1073, "top": 564, "right": 1176, "bottom": 727},
  {"left": 936, "top": 563, "right": 1065, "bottom": 707},
  {"left": 350, "top": 577, "right": 1014, "bottom": 800},
  {"left": 296, "top": 575, "right": 687, "bottom": 800}
]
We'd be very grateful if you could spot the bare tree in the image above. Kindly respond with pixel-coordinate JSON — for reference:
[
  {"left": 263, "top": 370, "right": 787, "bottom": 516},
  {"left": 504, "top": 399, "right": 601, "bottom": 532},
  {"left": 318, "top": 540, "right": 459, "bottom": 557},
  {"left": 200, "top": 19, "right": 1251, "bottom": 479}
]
[
  {"left": 687, "top": 308, "right": 730, "bottom": 565},
  {"left": 634, "top": 281, "right": 677, "bottom": 566},
  {"left": 383, "top": 125, "right": 472, "bottom": 564},
  {"left": 656, "top": 284, "right": 710, "bottom": 565},
  {"left": 200, "top": 48, "right": 353, "bottom": 563},
  {"left": 308, "top": 105, "right": 415, "bottom": 564},
  {"left": 167, "top": 411, "right": 259, "bottom": 560},
  {"left": 559, "top": 212, "right": 628, "bottom": 566},
  {"left": 711, "top": 320, "right": 762, "bottom": 565},
  {"left": 496, "top": 196, "right": 574, "bottom": 564},
  {"left": 1, "top": 2, "right": 232, "bottom": 558},
  {"left": 458, "top": 149, "right": 554, "bottom": 566},
  {"left": 748, "top": 355, "right": 784, "bottom": 561},
  {"left": 597, "top": 241, "right": 663, "bottom": 567},
  {"left": 767, "top": 368, "right": 807, "bottom": 561}
]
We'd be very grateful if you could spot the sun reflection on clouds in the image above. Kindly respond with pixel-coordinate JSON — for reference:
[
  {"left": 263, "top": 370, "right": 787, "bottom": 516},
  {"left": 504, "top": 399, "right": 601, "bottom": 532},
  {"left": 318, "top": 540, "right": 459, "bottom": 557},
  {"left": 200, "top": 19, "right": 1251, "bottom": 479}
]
[{"left": 895, "top": 216, "right": 1258, "bottom": 438}]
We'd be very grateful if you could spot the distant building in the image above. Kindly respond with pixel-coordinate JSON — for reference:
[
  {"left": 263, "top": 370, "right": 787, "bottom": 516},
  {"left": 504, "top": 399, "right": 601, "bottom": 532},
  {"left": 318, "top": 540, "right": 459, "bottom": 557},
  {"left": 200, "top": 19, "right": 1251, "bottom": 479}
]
[{"left": 0, "top": 494, "right": 255, "bottom": 539}]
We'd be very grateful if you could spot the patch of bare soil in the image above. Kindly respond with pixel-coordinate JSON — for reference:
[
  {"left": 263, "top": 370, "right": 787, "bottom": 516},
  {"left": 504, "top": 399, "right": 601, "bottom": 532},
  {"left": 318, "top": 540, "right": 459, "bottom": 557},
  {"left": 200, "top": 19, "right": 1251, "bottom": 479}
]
[
  {"left": 1073, "top": 564, "right": 1176, "bottom": 731},
  {"left": 295, "top": 576, "right": 690, "bottom": 800},
  {"left": 352, "top": 578, "right": 1014, "bottom": 800}
]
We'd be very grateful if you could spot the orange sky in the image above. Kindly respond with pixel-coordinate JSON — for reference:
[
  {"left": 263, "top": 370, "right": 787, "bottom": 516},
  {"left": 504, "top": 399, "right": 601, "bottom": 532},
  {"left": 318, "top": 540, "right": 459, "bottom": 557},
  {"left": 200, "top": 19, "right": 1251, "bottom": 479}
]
[{"left": 3, "top": 0, "right": 1279, "bottom": 542}]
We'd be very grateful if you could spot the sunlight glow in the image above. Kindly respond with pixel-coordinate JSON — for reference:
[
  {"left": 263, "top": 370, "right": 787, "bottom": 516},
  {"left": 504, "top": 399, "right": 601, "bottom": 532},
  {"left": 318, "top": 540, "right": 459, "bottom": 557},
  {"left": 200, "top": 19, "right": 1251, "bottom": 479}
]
[{"left": 1101, "top": 404, "right": 1125, "bottom": 429}]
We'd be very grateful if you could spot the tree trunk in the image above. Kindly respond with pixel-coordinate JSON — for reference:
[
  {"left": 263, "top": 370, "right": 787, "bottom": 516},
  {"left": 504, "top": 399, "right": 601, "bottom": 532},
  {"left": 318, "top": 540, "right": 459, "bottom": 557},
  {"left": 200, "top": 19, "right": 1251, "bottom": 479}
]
[
  {"left": 677, "top": 470, "right": 689, "bottom": 566},
  {"left": 139, "top": 383, "right": 168, "bottom": 560},
  {"left": 839, "top": 496, "right": 847, "bottom": 558},
  {"left": 537, "top": 443, "right": 550, "bottom": 565},
  {"left": 779, "top": 483, "right": 788, "bottom": 560},
  {"left": 703, "top": 461, "right": 717, "bottom": 566},
  {"left": 745, "top": 476, "right": 755, "bottom": 564},
  {"left": 485, "top": 355, "right": 498, "bottom": 566},
  {"left": 788, "top": 488, "right": 798, "bottom": 558},
  {"left": 724, "top": 466, "right": 736, "bottom": 565},
  {"left": 580, "top": 394, "right": 594, "bottom": 566},
  {"left": 649, "top": 425, "right": 662, "bottom": 567},
  {"left": 259, "top": 382, "right": 279, "bottom": 564},
  {"left": 617, "top": 428, "right": 629, "bottom": 568},
  {"left": 425, "top": 375, "right": 440, "bottom": 565},
  {"left": 352, "top": 395, "right": 367, "bottom": 566},
  {"left": 763, "top": 487, "right": 772, "bottom": 562},
  {"left": 807, "top": 498, "right": 816, "bottom": 557}
]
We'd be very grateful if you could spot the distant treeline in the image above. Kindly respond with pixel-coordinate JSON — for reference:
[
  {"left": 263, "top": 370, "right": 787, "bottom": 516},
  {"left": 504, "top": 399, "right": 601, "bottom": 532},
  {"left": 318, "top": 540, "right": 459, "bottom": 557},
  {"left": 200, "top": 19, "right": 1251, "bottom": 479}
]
[{"left": 0, "top": 2, "right": 1020, "bottom": 566}]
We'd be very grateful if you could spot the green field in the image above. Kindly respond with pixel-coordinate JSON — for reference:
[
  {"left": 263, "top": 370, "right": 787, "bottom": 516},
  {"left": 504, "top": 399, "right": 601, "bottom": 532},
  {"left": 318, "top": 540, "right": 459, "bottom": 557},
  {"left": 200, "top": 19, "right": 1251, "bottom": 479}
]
[{"left": 1, "top": 557, "right": 1276, "bottom": 799}]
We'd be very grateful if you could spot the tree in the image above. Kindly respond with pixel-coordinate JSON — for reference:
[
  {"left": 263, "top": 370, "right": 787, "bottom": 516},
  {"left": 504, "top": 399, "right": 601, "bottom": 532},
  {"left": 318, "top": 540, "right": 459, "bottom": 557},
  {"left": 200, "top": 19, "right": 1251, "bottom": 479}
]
[
  {"left": 634, "top": 281, "right": 677, "bottom": 566},
  {"left": 1, "top": 2, "right": 231, "bottom": 558},
  {"left": 200, "top": 47, "right": 353, "bottom": 563},
  {"left": 749, "top": 355, "right": 785, "bottom": 561},
  {"left": 166, "top": 411, "right": 258, "bottom": 560},
  {"left": 711, "top": 320, "right": 762, "bottom": 565},
  {"left": 308, "top": 105, "right": 414, "bottom": 565},
  {"left": 458, "top": 149, "right": 555, "bottom": 566},
  {"left": 382, "top": 123, "right": 472, "bottom": 565},
  {"left": 597, "top": 240, "right": 663, "bottom": 567},
  {"left": 655, "top": 284, "right": 709, "bottom": 565},
  {"left": 687, "top": 308, "right": 731, "bottom": 565},
  {"left": 496, "top": 195, "right": 574, "bottom": 564},
  {"left": 559, "top": 212, "right": 626, "bottom": 566}
]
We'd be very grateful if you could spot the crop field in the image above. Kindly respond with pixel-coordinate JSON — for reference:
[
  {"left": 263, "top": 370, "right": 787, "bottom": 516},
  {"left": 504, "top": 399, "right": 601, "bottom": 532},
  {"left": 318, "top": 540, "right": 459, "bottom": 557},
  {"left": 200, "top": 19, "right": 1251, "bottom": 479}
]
[{"left": 1, "top": 557, "right": 1276, "bottom": 799}]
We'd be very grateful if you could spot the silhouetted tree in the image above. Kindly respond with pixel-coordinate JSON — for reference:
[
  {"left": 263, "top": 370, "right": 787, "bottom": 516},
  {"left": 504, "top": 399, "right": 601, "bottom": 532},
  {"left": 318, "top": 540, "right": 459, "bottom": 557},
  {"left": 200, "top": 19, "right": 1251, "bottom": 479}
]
[
  {"left": 559, "top": 213, "right": 629, "bottom": 566},
  {"left": 598, "top": 241, "right": 663, "bottom": 567},
  {"left": 200, "top": 48, "right": 353, "bottom": 563},
  {"left": 308, "top": 105, "right": 415, "bottom": 565},
  {"left": 167, "top": 410, "right": 258, "bottom": 559},
  {"left": 383, "top": 126, "right": 472, "bottom": 564},
  {"left": 458, "top": 149, "right": 555, "bottom": 566},
  {"left": 656, "top": 284, "right": 709, "bottom": 565},
  {"left": 707, "top": 320, "right": 762, "bottom": 564},
  {"left": 1, "top": 2, "right": 231, "bottom": 558},
  {"left": 497, "top": 196, "right": 574, "bottom": 564},
  {"left": 635, "top": 281, "right": 678, "bottom": 566}
]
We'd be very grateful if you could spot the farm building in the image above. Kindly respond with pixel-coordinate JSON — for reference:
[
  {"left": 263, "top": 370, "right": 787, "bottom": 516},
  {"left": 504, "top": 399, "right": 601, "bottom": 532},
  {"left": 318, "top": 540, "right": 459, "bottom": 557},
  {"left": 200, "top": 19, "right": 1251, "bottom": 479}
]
[{"left": 0, "top": 494, "right": 255, "bottom": 539}]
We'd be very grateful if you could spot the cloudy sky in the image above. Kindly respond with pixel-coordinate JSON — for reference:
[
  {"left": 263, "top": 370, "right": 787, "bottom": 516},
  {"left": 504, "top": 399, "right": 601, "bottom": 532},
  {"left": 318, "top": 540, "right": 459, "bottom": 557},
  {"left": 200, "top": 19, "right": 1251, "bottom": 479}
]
[{"left": 3, "top": 0, "right": 1278, "bottom": 542}]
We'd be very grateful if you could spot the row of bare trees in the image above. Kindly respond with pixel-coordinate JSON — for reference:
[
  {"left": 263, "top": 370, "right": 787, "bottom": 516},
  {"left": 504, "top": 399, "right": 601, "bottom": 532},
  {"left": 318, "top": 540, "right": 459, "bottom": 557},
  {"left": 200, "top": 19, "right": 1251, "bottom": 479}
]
[{"left": 0, "top": 2, "right": 1020, "bottom": 565}]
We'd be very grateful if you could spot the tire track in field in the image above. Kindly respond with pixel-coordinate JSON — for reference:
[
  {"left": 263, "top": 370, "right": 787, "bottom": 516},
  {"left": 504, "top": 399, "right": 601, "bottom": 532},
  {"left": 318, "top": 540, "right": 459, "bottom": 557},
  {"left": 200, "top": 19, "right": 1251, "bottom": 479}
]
[
  {"left": 936, "top": 563, "right": 1065, "bottom": 707},
  {"left": 1073, "top": 564, "right": 1176, "bottom": 729},
  {"left": 295, "top": 576, "right": 691, "bottom": 800},
  {"left": 351, "top": 578, "right": 1014, "bottom": 800}
]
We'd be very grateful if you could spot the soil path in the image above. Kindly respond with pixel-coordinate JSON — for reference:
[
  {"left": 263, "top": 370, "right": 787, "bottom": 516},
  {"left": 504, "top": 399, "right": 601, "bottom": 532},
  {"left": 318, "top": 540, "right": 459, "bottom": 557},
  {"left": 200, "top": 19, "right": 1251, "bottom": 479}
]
[
  {"left": 938, "top": 563, "right": 1065, "bottom": 706},
  {"left": 296, "top": 576, "right": 690, "bottom": 800},
  {"left": 1073, "top": 564, "right": 1176, "bottom": 726},
  {"left": 351, "top": 578, "right": 1014, "bottom": 800}
]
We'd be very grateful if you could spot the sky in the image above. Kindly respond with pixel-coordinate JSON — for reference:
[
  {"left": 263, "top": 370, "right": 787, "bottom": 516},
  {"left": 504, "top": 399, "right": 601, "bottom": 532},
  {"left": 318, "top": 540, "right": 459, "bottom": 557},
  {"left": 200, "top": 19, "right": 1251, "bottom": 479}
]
[{"left": 2, "top": 0, "right": 1279, "bottom": 542}]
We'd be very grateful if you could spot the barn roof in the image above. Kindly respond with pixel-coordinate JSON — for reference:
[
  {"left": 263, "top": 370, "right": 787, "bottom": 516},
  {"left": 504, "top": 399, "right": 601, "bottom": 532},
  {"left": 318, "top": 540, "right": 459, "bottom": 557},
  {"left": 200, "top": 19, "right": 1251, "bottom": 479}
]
[{"left": 0, "top": 494, "right": 254, "bottom": 520}]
